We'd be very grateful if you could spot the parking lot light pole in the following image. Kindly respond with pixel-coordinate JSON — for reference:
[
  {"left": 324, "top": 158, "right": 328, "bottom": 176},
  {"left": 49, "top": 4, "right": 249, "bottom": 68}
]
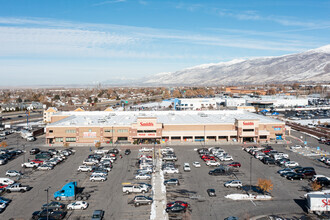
[
  {"left": 22, "top": 144, "right": 26, "bottom": 174},
  {"left": 250, "top": 157, "right": 252, "bottom": 192},
  {"left": 45, "top": 186, "right": 51, "bottom": 220}
]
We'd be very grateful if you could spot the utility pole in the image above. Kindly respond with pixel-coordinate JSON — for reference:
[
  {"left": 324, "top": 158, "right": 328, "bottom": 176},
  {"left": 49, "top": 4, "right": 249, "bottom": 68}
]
[{"left": 45, "top": 187, "right": 51, "bottom": 220}]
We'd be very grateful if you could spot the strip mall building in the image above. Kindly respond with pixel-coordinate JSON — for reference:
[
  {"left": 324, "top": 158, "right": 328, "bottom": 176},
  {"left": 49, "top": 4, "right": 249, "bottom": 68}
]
[{"left": 45, "top": 110, "right": 286, "bottom": 144}]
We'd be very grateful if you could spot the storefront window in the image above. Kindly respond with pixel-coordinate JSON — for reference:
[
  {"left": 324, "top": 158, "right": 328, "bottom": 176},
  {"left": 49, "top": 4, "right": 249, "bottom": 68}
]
[
  {"left": 65, "top": 137, "right": 76, "bottom": 142},
  {"left": 55, "top": 137, "right": 63, "bottom": 142}
]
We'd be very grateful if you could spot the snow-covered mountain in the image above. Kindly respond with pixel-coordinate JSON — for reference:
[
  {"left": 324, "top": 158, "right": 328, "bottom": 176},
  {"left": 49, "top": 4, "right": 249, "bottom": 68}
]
[{"left": 143, "top": 45, "right": 330, "bottom": 85}]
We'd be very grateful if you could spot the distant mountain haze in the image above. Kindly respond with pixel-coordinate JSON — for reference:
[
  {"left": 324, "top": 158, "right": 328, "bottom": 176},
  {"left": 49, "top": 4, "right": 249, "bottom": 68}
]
[{"left": 141, "top": 45, "right": 330, "bottom": 86}]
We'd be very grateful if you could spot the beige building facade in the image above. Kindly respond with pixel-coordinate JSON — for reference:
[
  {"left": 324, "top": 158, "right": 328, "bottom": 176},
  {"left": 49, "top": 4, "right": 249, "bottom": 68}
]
[{"left": 45, "top": 110, "right": 286, "bottom": 145}]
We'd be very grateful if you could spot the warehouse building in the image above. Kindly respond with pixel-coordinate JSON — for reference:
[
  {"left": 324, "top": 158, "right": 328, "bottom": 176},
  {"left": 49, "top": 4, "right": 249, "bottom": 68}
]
[{"left": 45, "top": 110, "right": 286, "bottom": 145}]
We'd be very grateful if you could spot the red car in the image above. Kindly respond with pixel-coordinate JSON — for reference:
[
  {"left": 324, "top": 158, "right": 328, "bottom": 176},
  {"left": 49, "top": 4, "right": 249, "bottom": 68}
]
[
  {"left": 0, "top": 184, "right": 8, "bottom": 189},
  {"left": 166, "top": 201, "right": 189, "bottom": 208},
  {"left": 31, "top": 159, "right": 44, "bottom": 164},
  {"left": 227, "top": 162, "right": 241, "bottom": 168},
  {"left": 261, "top": 149, "right": 272, "bottom": 154}
]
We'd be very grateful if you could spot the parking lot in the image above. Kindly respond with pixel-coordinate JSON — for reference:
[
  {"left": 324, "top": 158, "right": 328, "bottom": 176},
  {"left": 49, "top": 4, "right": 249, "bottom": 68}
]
[
  {"left": 163, "top": 142, "right": 330, "bottom": 220},
  {"left": 1, "top": 129, "right": 329, "bottom": 220},
  {"left": 0, "top": 134, "right": 152, "bottom": 220}
]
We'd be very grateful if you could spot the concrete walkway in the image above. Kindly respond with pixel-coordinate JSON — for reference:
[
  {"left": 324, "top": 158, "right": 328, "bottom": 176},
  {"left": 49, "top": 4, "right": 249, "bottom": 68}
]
[{"left": 150, "top": 155, "right": 168, "bottom": 220}]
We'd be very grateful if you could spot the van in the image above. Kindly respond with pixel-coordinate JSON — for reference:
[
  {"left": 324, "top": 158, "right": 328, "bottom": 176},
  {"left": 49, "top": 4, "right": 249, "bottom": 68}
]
[{"left": 0, "top": 177, "right": 15, "bottom": 185}]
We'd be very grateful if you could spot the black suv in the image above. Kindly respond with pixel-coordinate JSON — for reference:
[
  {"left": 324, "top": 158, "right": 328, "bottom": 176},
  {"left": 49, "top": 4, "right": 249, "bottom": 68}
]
[
  {"left": 316, "top": 177, "right": 330, "bottom": 187},
  {"left": 262, "top": 157, "right": 276, "bottom": 165},
  {"left": 124, "top": 149, "right": 131, "bottom": 155},
  {"left": 209, "top": 168, "right": 227, "bottom": 176},
  {"left": 30, "top": 148, "right": 40, "bottom": 155},
  {"left": 286, "top": 173, "right": 304, "bottom": 180}
]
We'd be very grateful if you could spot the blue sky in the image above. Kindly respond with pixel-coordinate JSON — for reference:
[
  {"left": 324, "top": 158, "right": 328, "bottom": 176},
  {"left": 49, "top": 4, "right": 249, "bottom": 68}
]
[{"left": 0, "top": 0, "right": 329, "bottom": 86}]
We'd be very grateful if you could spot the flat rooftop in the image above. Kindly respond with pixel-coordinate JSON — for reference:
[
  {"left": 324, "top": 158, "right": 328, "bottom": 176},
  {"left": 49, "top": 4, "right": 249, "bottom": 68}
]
[{"left": 48, "top": 110, "right": 284, "bottom": 127}]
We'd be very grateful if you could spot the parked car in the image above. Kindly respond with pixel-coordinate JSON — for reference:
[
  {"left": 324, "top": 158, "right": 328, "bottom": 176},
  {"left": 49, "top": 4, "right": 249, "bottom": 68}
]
[
  {"left": 91, "top": 210, "right": 104, "bottom": 220},
  {"left": 163, "top": 167, "right": 179, "bottom": 174},
  {"left": 316, "top": 177, "right": 330, "bottom": 187},
  {"left": 262, "top": 157, "right": 276, "bottom": 165},
  {"left": 277, "top": 168, "right": 294, "bottom": 174},
  {"left": 90, "top": 175, "right": 107, "bottom": 182},
  {"left": 227, "top": 162, "right": 241, "bottom": 168},
  {"left": 224, "top": 180, "right": 242, "bottom": 188},
  {"left": 6, "top": 183, "right": 31, "bottom": 193},
  {"left": 32, "top": 209, "right": 67, "bottom": 220},
  {"left": 21, "top": 162, "right": 39, "bottom": 168},
  {"left": 192, "top": 161, "right": 201, "bottom": 168},
  {"left": 285, "top": 161, "right": 299, "bottom": 168},
  {"left": 78, "top": 165, "right": 93, "bottom": 172},
  {"left": 209, "top": 168, "right": 227, "bottom": 176},
  {"left": 38, "top": 164, "right": 53, "bottom": 171},
  {"left": 132, "top": 195, "right": 153, "bottom": 206},
  {"left": 6, "top": 170, "right": 22, "bottom": 177},
  {"left": 124, "top": 149, "right": 131, "bottom": 155},
  {"left": 207, "top": 189, "right": 216, "bottom": 197},
  {"left": 42, "top": 201, "right": 65, "bottom": 211},
  {"left": 67, "top": 201, "right": 88, "bottom": 210},
  {"left": 206, "top": 160, "right": 220, "bottom": 166},
  {"left": 30, "top": 148, "right": 40, "bottom": 155},
  {"left": 219, "top": 155, "right": 233, "bottom": 161},
  {"left": 302, "top": 170, "right": 317, "bottom": 179},
  {"left": 165, "top": 204, "right": 187, "bottom": 213},
  {"left": 286, "top": 173, "right": 304, "bottom": 180},
  {"left": 164, "top": 179, "right": 180, "bottom": 186},
  {"left": 166, "top": 201, "right": 188, "bottom": 208},
  {"left": 135, "top": 174, "right": 151, "bottom": 180}
]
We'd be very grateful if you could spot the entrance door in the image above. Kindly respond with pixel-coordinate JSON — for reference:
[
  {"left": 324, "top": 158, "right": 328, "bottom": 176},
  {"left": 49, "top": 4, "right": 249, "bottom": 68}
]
[{"left": 243, "top": 137, "right": 254, "bottom": 142}]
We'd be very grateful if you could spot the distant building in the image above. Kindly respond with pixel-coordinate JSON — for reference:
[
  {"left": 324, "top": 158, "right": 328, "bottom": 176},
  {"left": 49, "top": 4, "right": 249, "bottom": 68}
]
[{"left": 43, "top": 107, "right": 58, "bottom": 123}]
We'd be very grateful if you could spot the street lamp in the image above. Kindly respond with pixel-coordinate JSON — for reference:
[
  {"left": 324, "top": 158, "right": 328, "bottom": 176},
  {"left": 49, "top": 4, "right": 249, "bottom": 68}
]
[
  {"left": 45, "top": 186, "right": 51, "bottom": 220},
  {"left": 22, "top": 144, "right": 26, "bottom": 174},
  {"left": 250, "top": 157, "right": 252, "bottom": 192}
]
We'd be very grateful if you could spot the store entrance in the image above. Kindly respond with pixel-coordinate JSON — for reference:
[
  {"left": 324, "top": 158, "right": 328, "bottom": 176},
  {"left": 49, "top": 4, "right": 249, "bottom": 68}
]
[
  {"left": 135, "top": 138, "right": 158, "bottom": 144},
  {"left": 243, "top": 137, "right": 255, "bottom": 142}
]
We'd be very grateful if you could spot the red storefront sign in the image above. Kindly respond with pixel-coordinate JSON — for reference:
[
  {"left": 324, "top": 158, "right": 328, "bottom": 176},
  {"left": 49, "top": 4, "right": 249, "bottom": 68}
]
[
  {"left": 243, "top": 122, "right": 254, "bottom": 126},
  {"left": 140, "top": 122, "right": 154, "bottom": 126}
]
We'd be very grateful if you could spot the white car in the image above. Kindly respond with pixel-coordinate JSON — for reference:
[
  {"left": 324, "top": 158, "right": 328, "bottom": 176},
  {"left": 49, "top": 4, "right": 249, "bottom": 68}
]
[
  {"left": 0, "top": 202, "right": 6, "bottom": 209},
  {"left": 92, "top": 171, "right": 108, "bottom": 177},
  {"left": 90, "top": 174, "right": 107, "bottom": 182},
  {"left": 67, "top": 201, "right": 88, "bottom": 210},
  {"left": 135, "top": 174, "right": 152, "bottom": 180},
  {"left": 83, "top": 159, "right": 98, "bottom": 166},
  {"left": 224, "top": 180, "right": 242, "bottom": 188},
  {"left": 219, "top": 155, "right": 233, "bottom": 161},
  {"left": 192, "top": 162, "right": 201, "bottom": 168},
  {"left": 206, "top": 160, "right": 220, "bottom": 166},
  {"left": 37, "top": 164, "right": 53, "bottom": 170},
  {"left": 285, "top": 161, "right": 299, "bottom": 168},
  {"left": 183, "top": 163, "right": 191, "bottom": 172},
  {"left": 139, "top": 148, "right": 153, "bottom": 152},
  {"left": 6, "top": 170, "right": 22, "bottom": 177},
  {"left": 78, "top": 165, "right": 93, "bottom": 172},
  {"left": 290, "top": 145, "right": 302, "bottom": 150},
  {"left": 163, "top": 167, "right": 179, "bottom": 174}
]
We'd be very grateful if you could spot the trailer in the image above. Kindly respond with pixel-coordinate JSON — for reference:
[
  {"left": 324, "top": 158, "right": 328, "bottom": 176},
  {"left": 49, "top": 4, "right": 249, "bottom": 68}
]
[{"left": 307, "top": 194, "right": 330, "bottom": 215}]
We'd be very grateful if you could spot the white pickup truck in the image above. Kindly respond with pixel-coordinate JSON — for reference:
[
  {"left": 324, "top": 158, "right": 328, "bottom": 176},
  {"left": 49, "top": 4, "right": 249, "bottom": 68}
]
[
  {"left": 21, "top": 162, "right": 39, "bottom": 168},
  {"left": 6, "top": 183, "right": 31, "bottom": 193},
  {"left": 122, "top": 185, "right": 149, "bottom": 194},
  {"left": 139, "top": 148, "right": 153, "bottom": 152}
]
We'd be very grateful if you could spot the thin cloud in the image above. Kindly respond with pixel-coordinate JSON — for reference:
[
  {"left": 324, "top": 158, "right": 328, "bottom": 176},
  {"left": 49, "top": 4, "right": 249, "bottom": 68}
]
[{"left": 92, "top": 0, "right": 126, "bottom": 7}]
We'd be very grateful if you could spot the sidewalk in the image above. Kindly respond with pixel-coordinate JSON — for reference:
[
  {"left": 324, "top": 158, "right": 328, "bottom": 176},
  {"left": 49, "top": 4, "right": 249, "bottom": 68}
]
[{"left": 150, "top": 155, "right": 168, "bottom": 220}]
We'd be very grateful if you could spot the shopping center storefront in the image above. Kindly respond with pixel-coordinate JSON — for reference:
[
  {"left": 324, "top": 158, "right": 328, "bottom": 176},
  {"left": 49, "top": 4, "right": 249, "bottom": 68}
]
[{"left": 46, "top": 110, "right": 285, "bottom": 144}]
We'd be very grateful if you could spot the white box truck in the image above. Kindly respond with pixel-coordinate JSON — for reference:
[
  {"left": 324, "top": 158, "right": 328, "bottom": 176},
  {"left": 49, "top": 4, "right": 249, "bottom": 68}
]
[{"left": 307, "top": 194, "right": 330, "bottom": 215}]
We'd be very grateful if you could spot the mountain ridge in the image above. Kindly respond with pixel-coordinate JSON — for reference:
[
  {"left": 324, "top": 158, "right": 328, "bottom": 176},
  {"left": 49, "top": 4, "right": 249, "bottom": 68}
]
[{"left": 142, "top": 45, "right": 330, "bottom": 86}]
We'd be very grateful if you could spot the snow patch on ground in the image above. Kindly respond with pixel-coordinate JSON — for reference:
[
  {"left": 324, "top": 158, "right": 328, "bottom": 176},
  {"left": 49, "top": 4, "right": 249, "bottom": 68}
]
[{"left": 225, "top": 194, "right": 272, "bottom": 200}]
